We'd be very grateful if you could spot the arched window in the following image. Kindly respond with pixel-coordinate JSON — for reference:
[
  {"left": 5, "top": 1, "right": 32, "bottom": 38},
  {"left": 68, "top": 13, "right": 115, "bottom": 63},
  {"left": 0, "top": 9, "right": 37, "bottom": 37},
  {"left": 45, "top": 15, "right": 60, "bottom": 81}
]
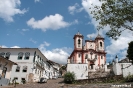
[
  {"left": 25, "top": 52, "right": 30, "bottom": 60},
  {"left": 18, "top": 52, "right": 23, "bottom": 60},
  {"left": 5, "top": 52, "right": 10, "bottom": 59},
  {"left": 100, "top": 42, "right": 102, "bottom": 47},
  {"left": 78, "top": 39, "right": 81, "bottom": 47}
]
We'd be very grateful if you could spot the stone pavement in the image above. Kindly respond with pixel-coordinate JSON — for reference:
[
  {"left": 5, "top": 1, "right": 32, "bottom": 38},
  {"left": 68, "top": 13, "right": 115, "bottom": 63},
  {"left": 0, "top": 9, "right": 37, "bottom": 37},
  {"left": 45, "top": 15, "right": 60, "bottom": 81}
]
[{"left": 1, "top": 78, "right": 133, "bottom": 88}]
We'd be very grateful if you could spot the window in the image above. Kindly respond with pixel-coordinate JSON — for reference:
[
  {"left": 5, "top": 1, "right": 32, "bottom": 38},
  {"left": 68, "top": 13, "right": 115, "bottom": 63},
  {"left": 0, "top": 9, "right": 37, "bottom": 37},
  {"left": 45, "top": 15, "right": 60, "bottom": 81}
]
[
  {"left": 78, "top": 39, "right": 81, "bottom": 47},
  {"left": 100, "top": 42, "right": 102, "bottom": 47},
  {"left": 85, "top": 54, "right": 88, "bottom": 59},
  {"left": 95, "top": 55, "right": 97, "bottom": 59},
  {"left": 25, "top": 52, "right": 30, "bottom": 60},
  {"left": 78, "top": 54, "right": 81, "bottom": 58},
  {"left": 101, "top": 56, "right": 103, "bottom": 59},
  {"left": 14, "top": 77, "right": 18, "bottom": 80},
  {"left": 18, "top": 52, "right": 23, "bottom": 60},
  {"left": 0, "top": 52, "right": 5, "bottom": 57},
  {"left": 22, "top": 66, "right": 27, "bottom": 72},
  {"left": 5, "top": 52, "right": 10, "bottom": 59},
  {"left": 16, "top": 65, "right": 20, "bottom": 72},
  {"left": 21, "top": 78, "right": 26, "bottom": 83}
]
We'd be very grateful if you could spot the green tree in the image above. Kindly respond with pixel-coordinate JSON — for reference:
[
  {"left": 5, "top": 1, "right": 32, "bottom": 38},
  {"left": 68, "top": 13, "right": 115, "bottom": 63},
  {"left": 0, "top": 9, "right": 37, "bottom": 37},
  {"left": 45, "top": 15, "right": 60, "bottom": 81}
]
[
  {"left": 64, "top": 72, "right": 75, "bottom": 84},
  {"left": 127, "top": 41, "right": 133, "bottom": 64},
  {"left": 90, "top": 0, "right": 133, "bottom": 40}
]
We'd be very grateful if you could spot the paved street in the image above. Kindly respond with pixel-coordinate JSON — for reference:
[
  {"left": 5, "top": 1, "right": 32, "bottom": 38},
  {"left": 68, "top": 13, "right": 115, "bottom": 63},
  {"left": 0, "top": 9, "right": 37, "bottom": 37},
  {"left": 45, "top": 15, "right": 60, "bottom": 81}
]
[
  {"left": 1, "top": 78, "right": 133, "bottom": 88},
  {"left": 1, "top": 78, "right": 64, "bottom": 88}
]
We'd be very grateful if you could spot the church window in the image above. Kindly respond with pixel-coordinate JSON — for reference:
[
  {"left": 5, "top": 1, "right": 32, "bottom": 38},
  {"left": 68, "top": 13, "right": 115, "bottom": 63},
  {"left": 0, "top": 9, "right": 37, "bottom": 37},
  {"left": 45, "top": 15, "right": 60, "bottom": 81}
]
[
  {"left": 25, "top": 52, "right": 30, "bottom": 60},
  {"left": 85, "top": 54, "right": 88, "bottom": 59},
  {"left": 78, "top": 39, "right": 81, "bottom": 47},
  {"left": 78, "top": 54, "right": 81, "bottom": 58},
  {"left": 100, "top": 42, "right": 102, "bottom": 47},
  {"left": 101, "top": 56, "right": 103, "bottom": 59},
  {"left": 5, "top": 52, "right": 10, "bottom": 59},
  {"left": 95, "top": 55, "right": 97, "bottom": 59},
  {"left": 18, "top": 52, "right": 23, "bottom": 60}
]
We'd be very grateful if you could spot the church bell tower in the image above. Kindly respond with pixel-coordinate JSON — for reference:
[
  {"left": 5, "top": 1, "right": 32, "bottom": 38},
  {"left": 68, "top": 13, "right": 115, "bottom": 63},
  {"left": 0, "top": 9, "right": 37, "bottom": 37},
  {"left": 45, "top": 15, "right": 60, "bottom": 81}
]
[{"left": 73, "top": 31, "right": 84, "bottom": 50}]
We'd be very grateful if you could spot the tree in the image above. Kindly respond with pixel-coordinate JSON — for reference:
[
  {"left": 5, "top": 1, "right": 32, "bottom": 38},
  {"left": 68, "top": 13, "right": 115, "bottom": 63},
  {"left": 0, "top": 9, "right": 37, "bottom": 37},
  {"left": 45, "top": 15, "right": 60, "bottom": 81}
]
[
  {"left": 127, "top": 41, "right": 133, "bottom": 64},
  {"left": 90, "top": 0, "right": 133, "bottom": 40},
  {"left": 64, "top": 72, "right": 75, "bottom": 84}
]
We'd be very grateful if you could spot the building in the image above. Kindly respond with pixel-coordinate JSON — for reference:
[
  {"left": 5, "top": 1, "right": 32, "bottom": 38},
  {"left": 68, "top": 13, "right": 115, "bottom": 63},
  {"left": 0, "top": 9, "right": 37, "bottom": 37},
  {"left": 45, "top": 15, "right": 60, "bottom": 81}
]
[
  {"left": 0, "top": 48, "right": 52, "bottom": 83},
  {"left": 67, "top": 32, "right": 106, "bottom": 71},
  {"left": 0, "top": 56, "right": 17, "bottom": 86},
  {"left": 113, "top": 57, "right": 133, "bottom": 77},
  {"left": 47, "top": 60, "right": 61, "bottom": 78}
]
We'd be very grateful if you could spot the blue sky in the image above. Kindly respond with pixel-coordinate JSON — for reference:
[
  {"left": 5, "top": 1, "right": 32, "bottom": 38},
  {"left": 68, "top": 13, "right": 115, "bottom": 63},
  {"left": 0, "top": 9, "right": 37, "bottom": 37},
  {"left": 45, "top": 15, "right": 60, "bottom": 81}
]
[{"left": 0, "top": 0, "right": 132, "bottom": 64}]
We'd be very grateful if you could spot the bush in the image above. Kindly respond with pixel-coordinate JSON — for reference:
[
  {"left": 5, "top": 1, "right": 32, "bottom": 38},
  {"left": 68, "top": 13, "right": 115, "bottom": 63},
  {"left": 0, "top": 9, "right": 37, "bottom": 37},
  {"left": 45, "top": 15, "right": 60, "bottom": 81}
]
[{"left": 64, "top": 71, "right": 75, "bottom": 84}]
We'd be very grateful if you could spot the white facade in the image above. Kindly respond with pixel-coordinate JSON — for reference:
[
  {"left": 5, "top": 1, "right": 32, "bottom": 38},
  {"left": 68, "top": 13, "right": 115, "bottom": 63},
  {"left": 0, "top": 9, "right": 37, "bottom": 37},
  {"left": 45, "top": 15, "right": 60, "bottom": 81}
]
[
  {"left": 0, "top": 48, "right": 51, "bottom": 83},
  {"left": 67, "top": 64, "right": 88, "bottom": 80}
]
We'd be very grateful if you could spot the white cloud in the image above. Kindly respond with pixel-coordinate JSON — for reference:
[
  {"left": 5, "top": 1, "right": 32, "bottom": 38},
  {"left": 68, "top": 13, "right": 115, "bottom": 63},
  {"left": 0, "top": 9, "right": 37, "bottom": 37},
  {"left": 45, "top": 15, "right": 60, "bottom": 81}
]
[
  {"left": 1, "top": 45, "right": 20, "bottom": 48},
  {"left": 10, "top": 46, "right": 20, "bottom": 48},
  {"left": 34, "top": 0, "right": 40, "bottom": 3},
  {"left": 29, "top": 38, "right": 37, "bottom": 44},
  {"left": 68, "top": 3, "right": 84, "bottom": 15},
  {"left": 106, "top": 30, "right": 132, "bottom": 56},
  {"left": 39, "top": 42, "right": 72, "bottom": 64},
  {"left": 27, "top": 14, "right": 70, "bottom": 32},
  {"left": 87, "top": 33, "right": 97, "bottom": 39},
  {"left": 0, "top": 0, "right": 27, "bottom": 22}
]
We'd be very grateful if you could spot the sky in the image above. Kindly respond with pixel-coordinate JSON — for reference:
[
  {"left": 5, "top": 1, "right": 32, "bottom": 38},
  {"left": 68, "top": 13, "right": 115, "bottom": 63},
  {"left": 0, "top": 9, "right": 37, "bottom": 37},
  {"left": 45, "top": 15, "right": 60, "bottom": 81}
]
[{"left": 0, "top": 0, "right": 132, "bottom": 64}]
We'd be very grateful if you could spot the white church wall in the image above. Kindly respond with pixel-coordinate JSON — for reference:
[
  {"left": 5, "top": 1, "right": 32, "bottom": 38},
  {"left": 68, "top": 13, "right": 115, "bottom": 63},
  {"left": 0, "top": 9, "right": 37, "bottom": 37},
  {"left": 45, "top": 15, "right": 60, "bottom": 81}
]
[
  {"left": 113, "top": 63, "right": 133, "bottom": 77},
  {"left": 67, "top": 64, "right": 88, "bottom": 80},
  {"left": 122, "top": 63, "right": 133, "bottom": 77},
  {"left": 113, "top": 63, "right": 122, "bottom": 75}
]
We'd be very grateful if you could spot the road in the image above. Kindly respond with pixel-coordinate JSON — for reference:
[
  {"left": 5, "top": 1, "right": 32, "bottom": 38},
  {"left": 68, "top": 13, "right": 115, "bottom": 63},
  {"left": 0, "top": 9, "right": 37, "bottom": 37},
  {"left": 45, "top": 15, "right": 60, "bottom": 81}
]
[{"left": 1, "top": 78, "right": 133, "bottom": 88}]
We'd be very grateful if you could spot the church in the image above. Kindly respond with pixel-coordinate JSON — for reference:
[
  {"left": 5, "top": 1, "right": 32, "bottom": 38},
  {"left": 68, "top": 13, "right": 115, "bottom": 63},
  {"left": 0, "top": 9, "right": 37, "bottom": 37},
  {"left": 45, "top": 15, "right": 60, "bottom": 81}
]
[{"left": 67, "top": 32, "right": 107, "bottom": 71}]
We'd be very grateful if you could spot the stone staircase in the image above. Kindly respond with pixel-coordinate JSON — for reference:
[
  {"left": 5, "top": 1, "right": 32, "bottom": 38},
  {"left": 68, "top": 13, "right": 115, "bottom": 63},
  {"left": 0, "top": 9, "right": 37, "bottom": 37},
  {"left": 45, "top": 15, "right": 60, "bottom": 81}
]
[{"left": 88, "top": 69, "right": 111, "bottom": 78}]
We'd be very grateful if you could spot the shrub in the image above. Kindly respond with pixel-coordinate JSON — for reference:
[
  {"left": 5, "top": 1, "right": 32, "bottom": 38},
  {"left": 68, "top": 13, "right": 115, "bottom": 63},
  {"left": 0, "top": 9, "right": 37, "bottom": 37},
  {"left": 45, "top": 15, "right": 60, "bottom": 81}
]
[{"left": 64, "top": 71, "right": 75, "bottom": 84}]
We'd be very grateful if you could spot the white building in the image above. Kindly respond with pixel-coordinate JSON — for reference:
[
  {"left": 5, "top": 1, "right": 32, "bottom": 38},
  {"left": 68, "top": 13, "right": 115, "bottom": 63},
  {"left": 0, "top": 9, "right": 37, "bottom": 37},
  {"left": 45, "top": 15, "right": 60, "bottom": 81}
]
[
  {"left": 0, "top": 48, "right": 51, "bottom": 83},
  {"left": 0, "top": 56, "right": 17, "bottom": 86}
]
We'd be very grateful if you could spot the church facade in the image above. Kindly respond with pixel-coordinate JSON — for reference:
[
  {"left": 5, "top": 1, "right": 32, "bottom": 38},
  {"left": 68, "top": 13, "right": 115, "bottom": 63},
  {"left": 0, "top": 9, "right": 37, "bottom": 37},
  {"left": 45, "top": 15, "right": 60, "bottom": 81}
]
[{"left": 67, "top": 32, "right": 107, "bottom": 71}]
